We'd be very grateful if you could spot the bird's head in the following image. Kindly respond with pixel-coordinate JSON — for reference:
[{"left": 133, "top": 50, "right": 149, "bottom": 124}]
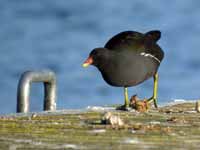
[{"left": 82, "top": 48, "right": 109, "bottom": 68}]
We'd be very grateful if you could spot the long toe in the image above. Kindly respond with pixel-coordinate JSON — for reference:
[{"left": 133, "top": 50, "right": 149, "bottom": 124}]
[
  {"left": 116, "top": 105, "right": 132, "bottom": 111},
  {"left": 147, "top": 97, "right": 158, "bottom": 108}
]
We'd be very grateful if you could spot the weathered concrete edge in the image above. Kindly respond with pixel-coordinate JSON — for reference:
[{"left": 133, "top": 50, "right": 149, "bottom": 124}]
[{"left": 0, "top": 100, "right": 197, "bottom": 118}]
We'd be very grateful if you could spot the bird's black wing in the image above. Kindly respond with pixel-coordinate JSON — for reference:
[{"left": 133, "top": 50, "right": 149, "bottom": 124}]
[
  {"left": 104, "top": 31, "right": 144, "bottom": 52},
  {"left": 104, "top": 30, "right": 164, "bottom": 62}
]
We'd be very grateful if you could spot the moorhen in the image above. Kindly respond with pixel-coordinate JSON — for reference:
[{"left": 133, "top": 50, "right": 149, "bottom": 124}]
[{"left": 83, "top": 30, "right": 164, "bottom": 110}]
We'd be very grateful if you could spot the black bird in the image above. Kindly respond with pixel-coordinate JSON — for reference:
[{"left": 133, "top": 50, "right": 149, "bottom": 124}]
[{"left": 83, "top": 30, "right": 164, "bottom": 110}]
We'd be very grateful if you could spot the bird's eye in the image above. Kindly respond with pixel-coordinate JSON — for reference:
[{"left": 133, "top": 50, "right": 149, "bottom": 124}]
[
  {"left": 93, "top": 51, "right": 98, "bottom": 55},
  {"left": 91, "top": 50, "right": 99, "bottom": 56}
]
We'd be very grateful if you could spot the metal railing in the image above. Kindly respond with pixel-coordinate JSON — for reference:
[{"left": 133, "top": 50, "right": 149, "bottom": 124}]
[{"left": 17, "top": 70, "right": 57, "bottom": 113}]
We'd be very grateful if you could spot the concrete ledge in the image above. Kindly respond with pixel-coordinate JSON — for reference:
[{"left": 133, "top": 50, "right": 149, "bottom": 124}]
[{"left": 0, "top": 102, "right": 200, "bottom": 150}]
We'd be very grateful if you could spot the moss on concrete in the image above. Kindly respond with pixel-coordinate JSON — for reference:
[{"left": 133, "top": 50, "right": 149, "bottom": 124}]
[{"left": 0, "top": 102, "right": 200, "bottom": 149}]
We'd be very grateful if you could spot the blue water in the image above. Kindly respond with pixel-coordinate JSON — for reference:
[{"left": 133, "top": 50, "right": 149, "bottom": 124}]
[{"left": 1, "top": 0, "right": 200, "bottom": 114}]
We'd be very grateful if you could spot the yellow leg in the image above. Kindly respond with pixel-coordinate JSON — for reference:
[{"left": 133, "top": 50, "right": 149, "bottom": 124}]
[
  {"left": 124, "top": 87, "right": 129, "bottom": 108},
  {"left": 116, "top": 87, "right": 129, "bottom": 110},
  {"left": 147, "top": 73, "right": 159, "bottom": 108}
]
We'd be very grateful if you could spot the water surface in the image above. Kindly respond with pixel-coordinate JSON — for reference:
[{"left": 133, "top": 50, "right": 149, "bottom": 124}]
[{"left": 0, "top": 0, "right": 200, "bottom": 114}]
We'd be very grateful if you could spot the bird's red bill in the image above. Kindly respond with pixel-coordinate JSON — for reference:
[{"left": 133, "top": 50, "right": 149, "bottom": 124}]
[{"left": 82, "top": 56, "right": 93, "bottom": 68}]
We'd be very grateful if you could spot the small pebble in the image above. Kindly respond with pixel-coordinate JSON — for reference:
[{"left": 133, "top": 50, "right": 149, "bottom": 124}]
[
  {"left": 150, "top": 121, "right": 161, "bottom": 125},
  {"left": 102, "top": 112, "right": 124, "bottom": 126},
  {"left": 131, "top": 130, "right": 136, "bottom": 134},
  {"left": 123, "top": 138, "right": 140, "bottom": 144},
  {"left": 89, "top": 129, "right": 106, "bottom": 134},
  {"left": 31, "top": 113, "right": 37, "bottom": 118}
]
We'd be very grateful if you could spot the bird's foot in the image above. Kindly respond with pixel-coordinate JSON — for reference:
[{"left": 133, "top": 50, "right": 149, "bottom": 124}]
[
  {"left": 116, "top": 105, "right": 132, "bottom": 111},
  {"left": 147, "top": 97, "right": 158, "bottom": 108}
]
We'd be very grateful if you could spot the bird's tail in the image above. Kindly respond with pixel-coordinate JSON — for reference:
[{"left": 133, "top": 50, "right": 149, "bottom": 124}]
[{"left": 145, "top": 30, "right": 161, "bottom": 42}]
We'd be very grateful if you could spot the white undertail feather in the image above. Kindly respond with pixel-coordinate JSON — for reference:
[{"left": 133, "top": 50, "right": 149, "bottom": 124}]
[{"left": 140, "top": 52, "right": 160, "bottom": 63}]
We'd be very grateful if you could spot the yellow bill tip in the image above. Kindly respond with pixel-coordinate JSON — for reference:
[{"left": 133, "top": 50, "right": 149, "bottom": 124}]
[
  {"left": 82, "top": 63, "right": 90, "bottom": 68},
  {"left": 82, "top": 56, "right": 93, "bottom": 68}
]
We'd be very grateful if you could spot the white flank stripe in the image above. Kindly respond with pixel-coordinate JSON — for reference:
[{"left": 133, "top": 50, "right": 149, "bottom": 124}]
[{"left": 140, "top": 52, "right": 160, "bottom": 63}]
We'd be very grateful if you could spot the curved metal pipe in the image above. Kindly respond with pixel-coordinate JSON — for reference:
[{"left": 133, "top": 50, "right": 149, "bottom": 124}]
[{"left": 17, "top": 70, "right": 57, "bottom": 113}]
